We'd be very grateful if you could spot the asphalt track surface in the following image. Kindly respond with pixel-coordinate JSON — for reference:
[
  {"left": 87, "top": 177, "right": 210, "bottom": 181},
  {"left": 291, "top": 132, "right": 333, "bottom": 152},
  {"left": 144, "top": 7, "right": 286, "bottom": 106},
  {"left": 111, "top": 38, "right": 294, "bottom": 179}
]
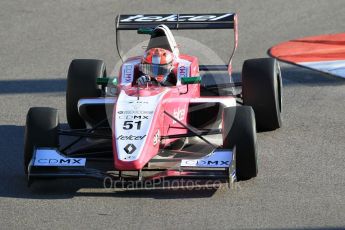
[{"left": 1, "top": 1, "right": 345, "bottom": 229}]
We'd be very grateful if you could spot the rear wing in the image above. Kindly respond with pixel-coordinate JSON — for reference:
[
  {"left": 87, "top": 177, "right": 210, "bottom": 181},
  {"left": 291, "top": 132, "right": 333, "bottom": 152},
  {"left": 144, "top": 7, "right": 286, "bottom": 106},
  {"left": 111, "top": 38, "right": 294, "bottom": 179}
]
[
  {"left": 116, "top": 13, "right": 236, "bottom": 30},
  {"left": 115, "top": 13, "right": 238, "bottom": 72}
]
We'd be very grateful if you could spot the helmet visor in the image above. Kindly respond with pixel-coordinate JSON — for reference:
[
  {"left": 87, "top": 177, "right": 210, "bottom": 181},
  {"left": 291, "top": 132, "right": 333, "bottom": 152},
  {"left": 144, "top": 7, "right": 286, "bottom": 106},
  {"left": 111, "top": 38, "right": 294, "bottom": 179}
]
[{"left": 140, "top": 63, "right": 172, "bottom": 77}]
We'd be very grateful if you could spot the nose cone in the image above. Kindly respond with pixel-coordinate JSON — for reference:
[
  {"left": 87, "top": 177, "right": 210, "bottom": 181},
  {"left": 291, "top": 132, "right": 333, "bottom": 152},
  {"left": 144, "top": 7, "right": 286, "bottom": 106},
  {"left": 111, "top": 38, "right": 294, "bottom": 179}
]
[{"left": 113, "top": 88, "right": 167, "bottom": 170}]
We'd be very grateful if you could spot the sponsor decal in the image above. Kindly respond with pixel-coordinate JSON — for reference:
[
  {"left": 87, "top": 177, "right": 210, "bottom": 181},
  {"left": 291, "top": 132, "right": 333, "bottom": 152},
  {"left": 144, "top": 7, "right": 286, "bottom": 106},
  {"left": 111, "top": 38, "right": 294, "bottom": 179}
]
[
  {"left": 117, "top": 135, "right": 146, "bottom": 141},
  {"left": 128, "top": 101, "right": 149, "bottom": 104},
  {"left": 182, "top": 160, "right": 230, "bottom": 167},
  {"left": 153, "top": 130, "right": 160, "bottom": 146},
  {"left": 128, "top": 100, "right": 149, "bottom": 110},
  {"left": 180, "top": 150, "right": 233, "bottom": 168},
  {"left": 124, "top": 144, "right": 136, "bottom": 154},
  {"left": 118, "top": 115, "right": 149, "bottom": 120},
  {"left": 178, "top": 65, "right": 188, "bottom": 78},
  {"left": 122, "top": 65, "right": 134, "bottom": 84},
  {"left": 124, "top": 155, "right": 135, "bottom": 160},
  {"left": 33, "top": 149, "right": 86, "bottom": 167},
  {"left": 120, "top": 14, "right": 233, "bottom": 23},
  {"left": 172, "top": 107, "right": 185, "bottom": 124},
  {"left": 37, "top": 159, "right": 84, "bottom": 165},
  {"left": 117, "top": 111, "right": 154, "bottom": 115},
  {"left": 177, "top": 60, "right": 191, "bottom": 80}
]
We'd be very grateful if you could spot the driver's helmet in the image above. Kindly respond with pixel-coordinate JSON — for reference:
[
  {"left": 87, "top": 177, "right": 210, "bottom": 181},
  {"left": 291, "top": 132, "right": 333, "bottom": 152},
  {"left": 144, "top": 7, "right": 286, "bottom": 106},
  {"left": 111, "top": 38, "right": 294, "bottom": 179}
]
[{"left": 140, "top": 48, "right": 174, "bottom": 83}]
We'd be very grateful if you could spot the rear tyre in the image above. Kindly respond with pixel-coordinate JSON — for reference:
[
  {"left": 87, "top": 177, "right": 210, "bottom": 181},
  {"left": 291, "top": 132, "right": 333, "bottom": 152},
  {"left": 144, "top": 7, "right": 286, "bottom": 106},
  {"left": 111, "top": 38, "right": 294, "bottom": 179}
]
[
  {"left": 242, "top": 58, "right": 282, "bottom": 131},
  {"left": 223, "top": 106, "right": 257, "bottom": 180},
  {"left": 24, "top": 107, "right": 59, "bottom": 174},
  {"left": 66, "top": 59, "right": 106, "bottom": 129}
]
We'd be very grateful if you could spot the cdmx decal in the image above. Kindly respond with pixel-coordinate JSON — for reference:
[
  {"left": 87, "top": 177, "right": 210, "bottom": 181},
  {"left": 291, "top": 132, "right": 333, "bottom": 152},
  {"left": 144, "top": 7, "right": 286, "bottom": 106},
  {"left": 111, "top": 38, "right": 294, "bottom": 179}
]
[
  {"left": 118, "top": 115, "right": 149, "bottom": 120},
  {"left": 36, "top": 159, "right": 83, "bottom": 165},
  {"left": 182, "top": 160, "right": 230, "bottom": 167}
]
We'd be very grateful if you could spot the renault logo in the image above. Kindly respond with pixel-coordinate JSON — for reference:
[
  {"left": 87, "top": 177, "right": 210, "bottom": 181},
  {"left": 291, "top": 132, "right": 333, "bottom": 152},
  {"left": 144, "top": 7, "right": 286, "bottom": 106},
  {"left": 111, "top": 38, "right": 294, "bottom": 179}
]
[{"left": 124, "top": 144, "right": 136, "bottom": 154}]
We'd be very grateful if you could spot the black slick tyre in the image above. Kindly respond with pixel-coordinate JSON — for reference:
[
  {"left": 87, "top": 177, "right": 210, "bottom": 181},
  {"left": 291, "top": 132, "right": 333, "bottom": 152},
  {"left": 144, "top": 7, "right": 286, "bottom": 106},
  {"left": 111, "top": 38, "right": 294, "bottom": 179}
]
[
  {"left": 223, "top": 106, "right": 258, "bottom": 180},
  {"left": 66, "top": 59, "right": 106, "bottom": 129},
  {"left": 242, "top": 58, "right": 282, "bottom": 131},
  {"left": 24, "top": 107, "right": 59, "bottom": 174}
]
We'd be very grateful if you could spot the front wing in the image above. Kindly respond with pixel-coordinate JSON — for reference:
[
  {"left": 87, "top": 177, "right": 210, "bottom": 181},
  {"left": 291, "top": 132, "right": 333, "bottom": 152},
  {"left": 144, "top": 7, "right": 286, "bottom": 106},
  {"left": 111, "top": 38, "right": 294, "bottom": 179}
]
[{"left": 27, "top": 147, "right": 236, "bottom": 188}]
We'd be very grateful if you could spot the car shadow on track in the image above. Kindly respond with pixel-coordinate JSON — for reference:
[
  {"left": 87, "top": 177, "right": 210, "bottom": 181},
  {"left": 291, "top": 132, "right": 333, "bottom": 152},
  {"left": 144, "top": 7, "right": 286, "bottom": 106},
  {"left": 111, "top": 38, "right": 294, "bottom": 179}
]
[
  {"left": 74, "top": 188, "right": 219, "bottom": 199},
  {"left": 203, "top": 66, "right": 345, "bottom": 91},
  {"left": 0, "top": 125, "right": 218, "bottom": 199},
  {"left": 0, "top": 78, "right": 66, "bottom": 94},
  {"left": 281, "top": 65, "right": 345, "bottom": 86}
]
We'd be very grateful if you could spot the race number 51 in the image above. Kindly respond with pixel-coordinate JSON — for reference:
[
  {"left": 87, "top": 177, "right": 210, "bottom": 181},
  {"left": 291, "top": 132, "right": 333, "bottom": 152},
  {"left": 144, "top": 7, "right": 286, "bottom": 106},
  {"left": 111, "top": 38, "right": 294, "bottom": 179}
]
[{"left": 123, "top": 121, "right": 142, "bottom": 130}]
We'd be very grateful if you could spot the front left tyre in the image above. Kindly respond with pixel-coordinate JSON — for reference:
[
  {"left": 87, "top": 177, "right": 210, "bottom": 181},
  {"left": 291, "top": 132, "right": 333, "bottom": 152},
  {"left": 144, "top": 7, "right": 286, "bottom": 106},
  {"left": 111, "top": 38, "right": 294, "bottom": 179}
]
[
  {"left": 24, "top": 107, "right": 59, "bottom": 174},
  {"left": 222, "top": 106, "right": 258, "bottom": 180},
  {"left": 242, "top": 58, "right": 282, "bottom": 131}
]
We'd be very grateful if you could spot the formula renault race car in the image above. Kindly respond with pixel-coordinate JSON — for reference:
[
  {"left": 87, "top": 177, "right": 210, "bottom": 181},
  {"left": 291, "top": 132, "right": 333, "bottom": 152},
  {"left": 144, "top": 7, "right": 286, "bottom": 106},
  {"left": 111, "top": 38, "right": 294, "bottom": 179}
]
[{"left": 24, "top": 13, "right": 282, "bottom": 188}]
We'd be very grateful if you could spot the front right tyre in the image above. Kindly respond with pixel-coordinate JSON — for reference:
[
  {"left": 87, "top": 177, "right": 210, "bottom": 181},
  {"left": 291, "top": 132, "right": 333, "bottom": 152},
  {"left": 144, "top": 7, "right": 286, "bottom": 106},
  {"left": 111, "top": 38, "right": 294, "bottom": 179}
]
[{"left": 24, "top": 107, "right": 59, "bottom": 174}]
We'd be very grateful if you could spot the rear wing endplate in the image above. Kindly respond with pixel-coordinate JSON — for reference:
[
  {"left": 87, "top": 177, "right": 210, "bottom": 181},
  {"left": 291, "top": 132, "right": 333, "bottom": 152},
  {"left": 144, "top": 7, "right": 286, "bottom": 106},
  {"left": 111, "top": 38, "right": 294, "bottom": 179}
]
[{"left": 115, "top": 13, "right": 238, "bottom": 72}]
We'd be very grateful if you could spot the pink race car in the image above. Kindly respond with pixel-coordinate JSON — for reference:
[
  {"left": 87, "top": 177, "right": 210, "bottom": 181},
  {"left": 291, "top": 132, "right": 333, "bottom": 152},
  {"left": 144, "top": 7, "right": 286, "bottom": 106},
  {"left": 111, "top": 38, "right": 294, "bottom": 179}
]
[{"left": 24, "top": 13, "right": 282, "bottom": 187}]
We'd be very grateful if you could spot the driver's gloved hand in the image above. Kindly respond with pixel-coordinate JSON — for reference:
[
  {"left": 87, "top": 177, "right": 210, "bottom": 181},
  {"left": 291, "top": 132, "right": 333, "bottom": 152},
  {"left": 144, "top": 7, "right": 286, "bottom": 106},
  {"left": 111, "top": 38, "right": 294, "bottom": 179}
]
[{"left": 136, "top": 75, "right": 151, "bottom": 86}]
